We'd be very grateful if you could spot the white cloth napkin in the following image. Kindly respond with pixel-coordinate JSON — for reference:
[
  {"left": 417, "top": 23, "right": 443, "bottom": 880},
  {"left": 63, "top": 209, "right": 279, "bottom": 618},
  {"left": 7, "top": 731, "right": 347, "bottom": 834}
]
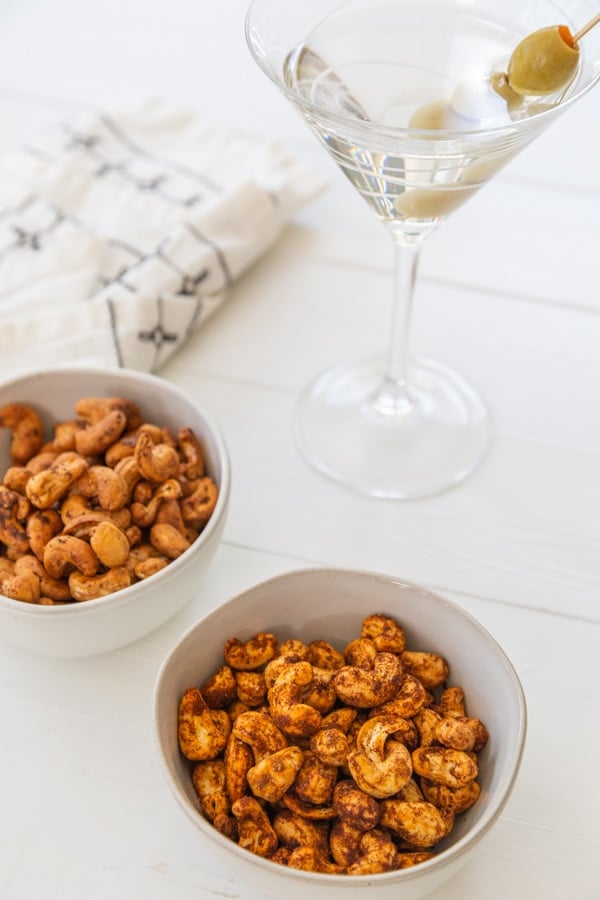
[{"left": 0, "top": 99, "right": 324, "bottom": 377}]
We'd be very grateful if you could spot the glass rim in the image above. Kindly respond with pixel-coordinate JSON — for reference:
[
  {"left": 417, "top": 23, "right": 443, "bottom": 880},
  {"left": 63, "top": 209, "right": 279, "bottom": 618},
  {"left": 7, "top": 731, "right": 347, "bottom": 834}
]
[{"left": 244, "top": 0, "right": 600, "bottom": 142}]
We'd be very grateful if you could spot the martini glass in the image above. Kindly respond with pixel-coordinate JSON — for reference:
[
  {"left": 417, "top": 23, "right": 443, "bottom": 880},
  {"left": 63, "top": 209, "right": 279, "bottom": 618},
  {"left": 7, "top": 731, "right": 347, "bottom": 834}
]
[{"left": 245, "top": 0, "right": 600, "bottom": 499}]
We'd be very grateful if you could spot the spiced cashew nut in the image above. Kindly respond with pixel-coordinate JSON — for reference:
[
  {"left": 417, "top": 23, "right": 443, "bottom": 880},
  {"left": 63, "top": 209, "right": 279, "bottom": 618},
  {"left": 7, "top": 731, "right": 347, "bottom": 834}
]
[
  {"left": 334, "top": 652, "right": 403, "bottom": 708},
  {"left": 269, "top": 662, "right": 323, "bottom": 740},
  {"left": 0, "top": 403, "right": 43, "bottom": 464},
  {"left": 134, "top": 431, "right": 180, "bottom": 483},
  {"left": 178, "top": 687, "right": 232, "bottom": 761},
  {"left": 26, "top": 452, "right": 89, "bottom": 509},
  {"left": 43, "top": 534, "right": 99, "bottom": 579},
  {"left": 347, "top": 717, "right": 413, "bottom": 799}
]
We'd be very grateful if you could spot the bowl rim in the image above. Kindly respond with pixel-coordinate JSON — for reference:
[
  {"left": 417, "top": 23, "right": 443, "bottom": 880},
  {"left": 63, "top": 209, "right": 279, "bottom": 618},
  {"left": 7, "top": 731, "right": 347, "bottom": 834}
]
[
  {"left": 153, "top": 566, "right": 528, "bottom": 888},
  {"left": 0, "top": 365, "right": 231, "bottom": 618}
]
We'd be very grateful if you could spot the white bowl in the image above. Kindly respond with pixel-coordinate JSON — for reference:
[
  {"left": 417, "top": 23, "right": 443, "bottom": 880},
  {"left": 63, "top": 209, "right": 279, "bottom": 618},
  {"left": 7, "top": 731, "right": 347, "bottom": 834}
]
[
  {"left": 153, "top": 567, "right": 526, "bottom": 900},
  {"left": 0, "top": 366, "right": 230, "bottom": 657}
]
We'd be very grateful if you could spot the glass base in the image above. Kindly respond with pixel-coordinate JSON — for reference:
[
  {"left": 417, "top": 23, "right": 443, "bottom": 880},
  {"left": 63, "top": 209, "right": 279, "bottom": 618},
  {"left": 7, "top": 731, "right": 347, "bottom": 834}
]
[{"left": 294, "top": 357, "right": 490, "bottom": 499}]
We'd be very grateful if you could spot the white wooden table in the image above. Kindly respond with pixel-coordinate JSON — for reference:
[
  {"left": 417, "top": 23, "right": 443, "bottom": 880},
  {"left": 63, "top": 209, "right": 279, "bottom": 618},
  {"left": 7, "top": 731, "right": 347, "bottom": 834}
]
[{"left": 0, "top": 2, "right": 599, "bottom": 898}]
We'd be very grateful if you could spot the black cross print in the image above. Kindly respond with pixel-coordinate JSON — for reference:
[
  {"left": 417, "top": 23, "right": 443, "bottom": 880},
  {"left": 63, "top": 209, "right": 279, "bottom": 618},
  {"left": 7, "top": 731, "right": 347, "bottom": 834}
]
[
  {"left": 138, "top": 323, "right": 178, "bottom": 349},
  {"left": 13, "top": 226, "right": 42, "bottom": 251},
  {"left": 178, "top": 269, "right": 209, "bottom": 296}
]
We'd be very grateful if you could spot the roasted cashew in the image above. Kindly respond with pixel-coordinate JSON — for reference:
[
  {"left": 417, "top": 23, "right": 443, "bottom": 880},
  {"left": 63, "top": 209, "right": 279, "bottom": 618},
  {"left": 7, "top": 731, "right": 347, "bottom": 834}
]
[
  {"left": 334, "top": 652, "right": 403, "bottom": 708},
  {"left": 149, "top": 522, "right": 190, "bottom": 559},
  {"left": 111, "top": 456, "right": 141, "bottom": 500},
  {"left": 300, "top": 667, "right": 337, "bottom": 715},
  {"left": 49, "top": 419, "right": 86, "bottom": 452},
  {"left": 69, "top": 566, "right": 132, "bottom": 601},
  {"left": 0, "top": 403, "right": 43, "bottom": 464},
  {"left": 26, "top": 450, "right": 58, "bottom": 474},
  {"left": 332, "top": 779, "right": 381, "bottom": 831},
  {"left": 62, "top": 508, "right": 132, "bottom": 540},
  {"left": 413, "top": 707, "right": 443, "bottom": 747},
  {"left": 294, "top": 750, "right": 337, "bottom": 806},
  {"left": 411, "top": 746, "right": 478, "bottom": 789},
  {"left": 346, "top": 828, "right": 397, "bottom": 875},
  {"left": 178, "top": 687, "right": 231, "bottom": 761},
  {"left": 134, "top": 556, "right": 169, "bottom": 579},
  {"left": 25, "top": 509, "right": 62, "bottom": 561},
  {"left": 343, "top": 637, "right": 378, "bottom": 669},
  {"left": 420, "top": 776, "right": 481, "bottom": 813},
  {"left": 371, "top": 673, "right": 428, "bottom": 719},
  {"left": 104, "top": 433, "right": 139, "bottom": 467},
  {"left": 310, "top": 708, "right": 357, "bottom": 767},
  {"left": 401, "top": 650, "right": 449, "bottom": 689},
  {"left": 310, "top": 728, "right": 350, "bottom": 768},
  {"left": 26, "top": 452, "right": 89, "bottom": 509},
  {"left": 231, "top": 796, "right": 278, "bottom": 858},
  {"left": 89, "top": 521, "right": 130, "bottom": 568},
  {"left": 74, "top": 396, "right": 143, "bottom": 429},
  {"left": 180, "top": 476, "right": 218, "bottom": 527},
  {"left": 361, "top": 613, "right": 406, "bottom": 654},
  {"left": 439, "top": 685, "right": 466, "bottom": 718},
  {"left": 2, "top": 466, "right": 32, "bottom": 494},
  {"left": 192, "top": 760, "right": 230, "bottom": 822},
  {"left": 200, "top": 665, "right": 238, "bottom": 709},
  {"left": 231, "top": 710, "right": 287, "bottom": 763},
  {"left": 130, "top": 479, "right": 182, "bottom": 527},
  {"left": 264, "top": 649, "right": 309, "bottom": 689},
  {"left": 286, "top": 846, "right": 344, "bottom": 874},
  {"left": 0, "top": 489, "right": 30, "bottom": 556},
  {"left": 177, "top": 426, "right": 206, "bottom": 479},
  {"left": 435, "top": 715, "right": 489, "bottom": 752},
  {"left": 14, "top": 554, "right": 71, "bottom": 601},
  {"left": 75, "top": 465, "right": 129, "bottom": 511},
  {"left": 307, "top": 639, "right": 345, "bottom": 671},
  {"left": 154, "top": 498, "right": 187, "bottom": 536},
  {"left": 123, "top": 542, "right": 163, "bottom": 576},
  {"left": 329, "top": 819, "right": 365, "bottom": 867},
  {"left": 281, "top": 790, "right": 336, "bottom": 820},
  {"left": 43, "top": 534, "right": 99, "bottom": 579},
  {"left": 224, "top": 734, "right": 254, "bottom": 803},
  {"left": 269, "top": 662, "right": 323, "bottom": 740},
  {"left": 1, "top": 569, "right": 40, "bottom": 602},
  {"left": 247, "top": 745, "right": 304, "bottom": 803},
  {"left": 75, "top": 409, "right": 128, "bottom": 457},
  {"left": 367, "top": 705, "right": 420, "bottom": 749},
  {"left": 234, "top": 671, "right": 267, "bottom": 707},
  {"left": 273, "top": 810, "right": 330, "bottom": 856},
  {"left": 347, "top": 717, "right": 413, "bottom": 799},
  {"left": 134, "top": 431, "right": 179, "bottom": 483},
  {"left": 224, "top": 632, "right": 278, "bottom": 671},
  {"left": 380, "top": 799, "right": 454, "bottom": 848}
]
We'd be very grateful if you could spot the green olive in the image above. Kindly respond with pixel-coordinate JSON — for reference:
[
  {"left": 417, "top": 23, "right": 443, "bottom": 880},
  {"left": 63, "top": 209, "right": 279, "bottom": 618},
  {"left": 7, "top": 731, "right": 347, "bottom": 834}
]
[{"left": 507, "top": 25, "right": 579, "bottom": 96}]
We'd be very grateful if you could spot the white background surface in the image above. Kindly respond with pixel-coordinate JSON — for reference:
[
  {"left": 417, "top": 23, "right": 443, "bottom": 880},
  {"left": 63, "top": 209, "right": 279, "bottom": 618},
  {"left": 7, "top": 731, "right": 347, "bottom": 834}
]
[{"left": 0, "top": 2, "right": 599, "bottom": 899}]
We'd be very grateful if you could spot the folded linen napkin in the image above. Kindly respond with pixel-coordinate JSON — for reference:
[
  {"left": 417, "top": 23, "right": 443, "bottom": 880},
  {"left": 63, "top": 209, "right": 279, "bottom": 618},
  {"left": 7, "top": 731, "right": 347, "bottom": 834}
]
[{"left": 0, "top": 99, "right": 324, "bottom": 377}]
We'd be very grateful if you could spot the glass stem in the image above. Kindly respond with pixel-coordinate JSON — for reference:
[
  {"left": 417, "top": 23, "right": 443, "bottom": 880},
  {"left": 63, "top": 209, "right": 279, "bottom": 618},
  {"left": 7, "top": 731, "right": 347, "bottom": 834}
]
[{"left": 372, "top": 227, "right": 424, "bottom": 416}]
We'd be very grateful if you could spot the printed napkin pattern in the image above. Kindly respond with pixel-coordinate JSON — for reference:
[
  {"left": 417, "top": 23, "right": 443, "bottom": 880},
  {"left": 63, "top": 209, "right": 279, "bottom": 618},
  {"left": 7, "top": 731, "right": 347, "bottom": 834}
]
[{"left": 0, "top": 100, "right": 324, "bottom": 376}]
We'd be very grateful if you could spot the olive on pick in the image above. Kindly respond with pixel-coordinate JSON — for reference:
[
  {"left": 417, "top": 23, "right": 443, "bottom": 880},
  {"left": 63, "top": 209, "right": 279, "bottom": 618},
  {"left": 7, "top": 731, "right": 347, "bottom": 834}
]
[
  {"left": 507, "top": 25, "right": 580, "bottom": 95},
  {"left": 505, "top": 13, "right": 599, "bottom": 97}
]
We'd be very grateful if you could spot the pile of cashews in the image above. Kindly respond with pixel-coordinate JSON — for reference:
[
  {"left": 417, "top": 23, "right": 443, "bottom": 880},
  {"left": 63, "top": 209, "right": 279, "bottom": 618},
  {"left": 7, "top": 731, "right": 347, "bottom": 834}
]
[
  {"left": 0, "top": 397, "right": 218, "bottom": 603},
  {"left": 178, "top": 613, "right": 489, "bottom": 875}
]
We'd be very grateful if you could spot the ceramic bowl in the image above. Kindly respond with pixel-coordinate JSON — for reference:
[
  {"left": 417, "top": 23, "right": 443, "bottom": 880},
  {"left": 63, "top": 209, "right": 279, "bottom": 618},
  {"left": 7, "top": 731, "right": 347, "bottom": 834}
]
[
  {"left": 0, "top": 366, "right": 230, "bottom": 657},
  {"left": 153, "top": 567, "right": 526, "bottom": 900}
]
